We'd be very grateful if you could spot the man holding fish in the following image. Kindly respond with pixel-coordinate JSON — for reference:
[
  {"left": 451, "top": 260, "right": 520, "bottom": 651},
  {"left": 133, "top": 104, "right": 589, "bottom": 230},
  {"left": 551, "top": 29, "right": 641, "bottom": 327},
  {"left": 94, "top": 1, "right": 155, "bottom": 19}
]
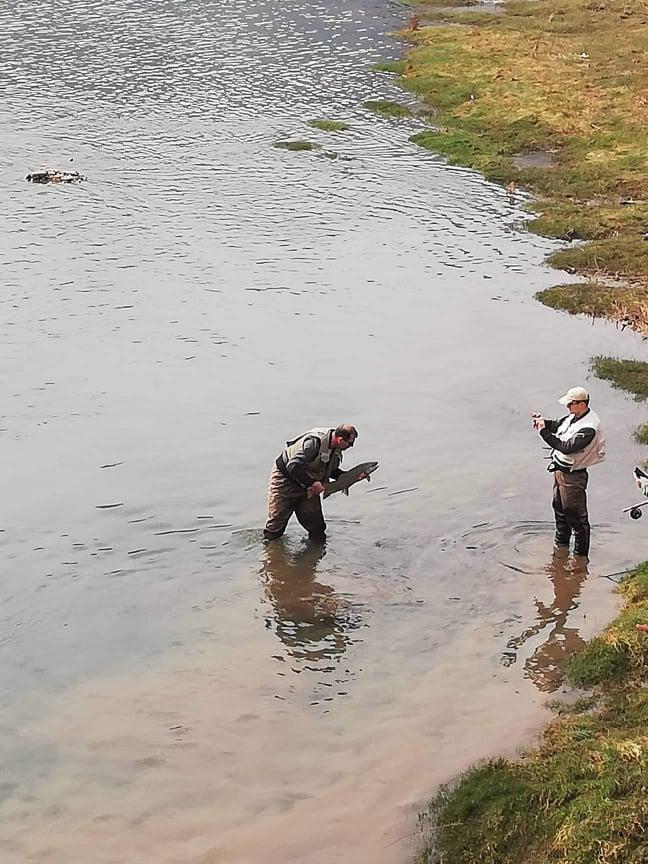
[{"left": 263, "top": 424, "right": 378, "bottom": 542}]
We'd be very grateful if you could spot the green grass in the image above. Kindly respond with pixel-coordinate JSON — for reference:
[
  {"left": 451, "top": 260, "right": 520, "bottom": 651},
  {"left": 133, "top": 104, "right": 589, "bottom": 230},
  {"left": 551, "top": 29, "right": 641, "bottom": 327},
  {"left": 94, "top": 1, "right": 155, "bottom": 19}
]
[
  {"left": 528, "top": 202, "right": 648, "bottom": 243},
  {"left": 273, "top": 139, "right": 320, "bottom": 151},
  {"left": 544, "top": 696, "right": 597, "bottom": 717},
  {"left": 307, "top": 118, "right": 350, "bottom": 132},
  {"left": 372, "top": 60, "right": 406, "bottom": 74},
  {"left": 536, "top": 283, "right": 648, "bottom": 333},
  {"left": 634, "top": 422, "right": 648, "bottom": 446},
  {"left": 591, "top": 357, "right": 648, "bottom": 402},
  {"left": 364, "top": 98, "right": 413, "bottom": 118},
  {"left": 590, "top": 356, "right": 648, "bottom": 446},
  {"left": 417, "top": 564, "right": 648, "bottom": 864},
  {"left": 418, "top": 9, "right": 502, "bottom": 26},
  {"left": 409, "top": 0, "right": 482, "bottom": 6},
  {"left": 548, "top": 238, "right": 648, "bottom": 283},
  {"left": 388, "top": 0, "right": 648, "bottom": 333}
]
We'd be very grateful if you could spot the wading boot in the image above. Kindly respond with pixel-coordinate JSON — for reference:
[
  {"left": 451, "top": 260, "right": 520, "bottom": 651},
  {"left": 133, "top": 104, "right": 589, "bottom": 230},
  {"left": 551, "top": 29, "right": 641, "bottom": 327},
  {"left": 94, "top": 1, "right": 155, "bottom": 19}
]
[
  {"left": 308, "top": 532, "right": 326, "bottom": 545},
  {"left": 573, "top": 526, "right": 590, "bottom": 558}
]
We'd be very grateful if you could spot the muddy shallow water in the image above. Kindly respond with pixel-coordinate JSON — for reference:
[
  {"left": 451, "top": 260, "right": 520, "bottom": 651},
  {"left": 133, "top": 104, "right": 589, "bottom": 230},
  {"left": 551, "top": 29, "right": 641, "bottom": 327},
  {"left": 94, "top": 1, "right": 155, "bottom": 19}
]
[{"left": 3, "top": 1, "right": 648, "bottom": 862}]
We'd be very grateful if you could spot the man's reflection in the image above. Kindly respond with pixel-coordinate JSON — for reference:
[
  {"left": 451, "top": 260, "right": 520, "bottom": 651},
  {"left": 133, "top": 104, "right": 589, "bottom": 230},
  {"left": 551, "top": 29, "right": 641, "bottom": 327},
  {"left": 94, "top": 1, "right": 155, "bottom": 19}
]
[
  {"left": 259, "top": 539, "right": 361, "bottom": 670},
  {"left": 505, "top": 547, "right": 588, "bottom": 691}
]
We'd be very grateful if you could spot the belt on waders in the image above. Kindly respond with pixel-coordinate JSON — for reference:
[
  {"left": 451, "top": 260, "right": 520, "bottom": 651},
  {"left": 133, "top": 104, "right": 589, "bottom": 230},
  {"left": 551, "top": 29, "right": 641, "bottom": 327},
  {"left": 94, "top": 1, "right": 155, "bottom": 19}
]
[
  {"left": 275, "top": 456, "right": 307, "bottom": 490},
  {"left": 275, "top": 455, "right": 335, "bottom": 488},
  {"left": 548, "top": 462, "right": 588, "bottom": 474}
]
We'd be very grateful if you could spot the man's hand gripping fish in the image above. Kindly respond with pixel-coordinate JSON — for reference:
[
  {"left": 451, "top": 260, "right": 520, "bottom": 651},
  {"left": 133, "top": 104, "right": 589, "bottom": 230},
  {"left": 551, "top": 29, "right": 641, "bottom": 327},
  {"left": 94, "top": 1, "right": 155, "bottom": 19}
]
[{"left": 321, "top": 461, "right": 379, "bottom": 499}]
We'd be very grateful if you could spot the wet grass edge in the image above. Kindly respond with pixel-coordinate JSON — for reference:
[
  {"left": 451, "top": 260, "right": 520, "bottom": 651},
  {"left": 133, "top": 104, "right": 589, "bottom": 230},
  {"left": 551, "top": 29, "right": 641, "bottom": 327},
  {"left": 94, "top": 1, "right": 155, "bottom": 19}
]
[
  {"left": 416, "top": 564, "right": 648, "bottom": 864},
  {"left": 381, "top": 0, "right": 648, "bottom": 335},
  {"left": 375, "top": 4, "right": 648, "bottom": 862}
]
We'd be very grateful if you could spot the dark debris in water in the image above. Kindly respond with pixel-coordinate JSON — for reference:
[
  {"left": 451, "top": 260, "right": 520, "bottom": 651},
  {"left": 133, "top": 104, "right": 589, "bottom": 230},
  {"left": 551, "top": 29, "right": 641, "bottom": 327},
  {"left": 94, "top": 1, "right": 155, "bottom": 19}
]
[{"left": 26, "top": 170, "right": 86, "bottom": 183}]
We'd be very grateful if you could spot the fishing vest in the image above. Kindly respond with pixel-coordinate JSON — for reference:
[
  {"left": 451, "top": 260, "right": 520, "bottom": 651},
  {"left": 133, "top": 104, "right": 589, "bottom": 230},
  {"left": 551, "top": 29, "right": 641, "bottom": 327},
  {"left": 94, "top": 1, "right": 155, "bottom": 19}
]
[
  {"left": 282, "top": 428, "right": 341, "bottom": 482},
  {"left": 551, "top": 409, "right": 605, "bottom": 472}
]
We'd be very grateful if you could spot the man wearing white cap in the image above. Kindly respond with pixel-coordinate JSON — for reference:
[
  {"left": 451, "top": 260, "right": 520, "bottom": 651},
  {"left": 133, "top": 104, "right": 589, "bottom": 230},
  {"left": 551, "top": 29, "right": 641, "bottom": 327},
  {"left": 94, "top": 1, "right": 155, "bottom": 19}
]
[{"left": 531, "top": 387, "right": 605, "bottom": 557}]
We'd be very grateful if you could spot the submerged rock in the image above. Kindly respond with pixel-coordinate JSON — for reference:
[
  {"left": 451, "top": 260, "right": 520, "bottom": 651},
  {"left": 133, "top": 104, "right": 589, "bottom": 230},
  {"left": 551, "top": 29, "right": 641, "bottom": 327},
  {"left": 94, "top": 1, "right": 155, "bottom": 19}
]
[
  {"left": 26, "top": 170, "right": 85, "bottom": 184},
  {"left": 307, "top": 118, "right": 350, "bottom": 132},
  {"left": 273, "top": 140, "right": 320, "bottom": 152}
]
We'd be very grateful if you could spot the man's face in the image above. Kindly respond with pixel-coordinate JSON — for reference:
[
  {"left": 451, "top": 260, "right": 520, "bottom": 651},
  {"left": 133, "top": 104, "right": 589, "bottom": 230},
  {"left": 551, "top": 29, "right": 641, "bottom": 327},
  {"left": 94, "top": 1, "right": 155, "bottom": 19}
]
[
  {"left": 336, "top": 434, "right": 355, "bottom": 450},
  {"left": 568, "top": 400, "right": 588, "bottom": 417}
]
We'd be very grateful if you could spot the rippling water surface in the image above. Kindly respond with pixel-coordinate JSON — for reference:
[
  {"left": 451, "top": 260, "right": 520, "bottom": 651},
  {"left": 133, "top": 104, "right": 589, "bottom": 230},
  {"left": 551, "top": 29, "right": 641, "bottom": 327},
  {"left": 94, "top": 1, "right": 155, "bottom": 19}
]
[{"left": 3, "top": 1, "right": 648, "bottom": 862}]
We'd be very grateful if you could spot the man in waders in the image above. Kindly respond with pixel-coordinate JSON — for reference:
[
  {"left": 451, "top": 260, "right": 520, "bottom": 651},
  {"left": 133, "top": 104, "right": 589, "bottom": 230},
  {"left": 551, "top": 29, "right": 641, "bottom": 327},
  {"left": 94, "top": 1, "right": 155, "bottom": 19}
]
[
  {"left": 264, "top": 424, "right": 358, "bottom": 542},
  {"left": 532, "top": 387, "right": 605, "bottom": 558}
]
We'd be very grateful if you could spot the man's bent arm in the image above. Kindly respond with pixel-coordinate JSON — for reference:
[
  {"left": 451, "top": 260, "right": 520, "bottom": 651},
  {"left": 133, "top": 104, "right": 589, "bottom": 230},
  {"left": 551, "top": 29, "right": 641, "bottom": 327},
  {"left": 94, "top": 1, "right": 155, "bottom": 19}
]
[
  {"left": 285, "top": 436, "right": 321, "bottom": 488},
  {"left": 543, "top": 418, "right": 561, "bottom": 434},
  {"left": 540, "top": 426, "right": 595, "bottom": 454}
]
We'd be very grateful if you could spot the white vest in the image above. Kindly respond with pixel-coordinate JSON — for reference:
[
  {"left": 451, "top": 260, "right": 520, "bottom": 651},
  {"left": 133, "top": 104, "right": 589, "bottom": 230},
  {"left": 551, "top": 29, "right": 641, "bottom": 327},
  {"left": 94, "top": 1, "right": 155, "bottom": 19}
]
[
  {"left": 282, "top": 428, "right": 340, "bottom": 481},
  {"left": 551, "top": 409, "right": 605, "bottom": 471}
]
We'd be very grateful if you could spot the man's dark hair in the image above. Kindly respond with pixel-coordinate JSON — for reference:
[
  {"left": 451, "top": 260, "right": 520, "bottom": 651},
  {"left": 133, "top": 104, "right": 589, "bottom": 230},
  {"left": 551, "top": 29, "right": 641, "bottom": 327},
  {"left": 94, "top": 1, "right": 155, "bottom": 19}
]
[{"left": 335, "top": 424, "right": 358, "bottom": 442}]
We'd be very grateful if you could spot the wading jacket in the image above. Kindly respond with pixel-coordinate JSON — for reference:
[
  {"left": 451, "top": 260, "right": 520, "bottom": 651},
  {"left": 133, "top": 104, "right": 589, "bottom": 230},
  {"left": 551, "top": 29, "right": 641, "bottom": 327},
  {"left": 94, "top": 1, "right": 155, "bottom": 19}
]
[
  {"left": 276, "top": 428, "right": 345, "bottom": 489},
  {"left": 540, "top": 409, "right": 605, "bottom": 472}
]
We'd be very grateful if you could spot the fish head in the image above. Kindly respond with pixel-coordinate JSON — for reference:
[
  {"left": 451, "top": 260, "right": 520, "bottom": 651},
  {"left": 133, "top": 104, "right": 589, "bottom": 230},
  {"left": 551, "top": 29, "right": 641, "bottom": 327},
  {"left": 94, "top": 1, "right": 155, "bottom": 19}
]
[{"left": 353, "top": 462, "right": 379, "bottom": 482}]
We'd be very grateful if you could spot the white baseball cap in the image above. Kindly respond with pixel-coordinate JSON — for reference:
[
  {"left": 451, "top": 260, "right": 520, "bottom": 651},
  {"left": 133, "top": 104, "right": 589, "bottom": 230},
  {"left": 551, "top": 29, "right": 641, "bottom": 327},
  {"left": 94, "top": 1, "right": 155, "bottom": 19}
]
[{"left": 558, "top": 386, "right": 590, "bottom": 406}]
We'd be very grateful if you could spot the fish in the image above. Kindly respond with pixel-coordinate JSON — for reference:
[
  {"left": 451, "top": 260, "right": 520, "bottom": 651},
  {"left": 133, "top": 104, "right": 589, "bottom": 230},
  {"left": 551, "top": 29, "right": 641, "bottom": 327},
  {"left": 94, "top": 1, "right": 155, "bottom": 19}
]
[{"left": 322, "top": 461, "right": 379, "bottom": 499}]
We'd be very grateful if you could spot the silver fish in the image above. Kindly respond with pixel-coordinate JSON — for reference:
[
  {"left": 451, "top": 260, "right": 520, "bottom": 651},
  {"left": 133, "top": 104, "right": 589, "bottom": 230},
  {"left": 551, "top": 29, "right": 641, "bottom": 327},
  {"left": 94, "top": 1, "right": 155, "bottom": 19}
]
[{"left": 322, "top": 461, "right": 379, "bottom": 499}]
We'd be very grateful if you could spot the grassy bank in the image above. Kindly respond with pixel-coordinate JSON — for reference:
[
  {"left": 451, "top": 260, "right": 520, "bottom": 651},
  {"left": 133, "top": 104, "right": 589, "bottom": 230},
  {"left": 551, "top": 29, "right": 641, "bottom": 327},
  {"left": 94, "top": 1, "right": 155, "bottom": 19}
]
[
  {"left": 386, "top": 10, "right": 648, "bottom": 859},
  {"left": 389, "top": 0, "right": 648, "bottom": 334},
  {"left": 417, "top": 565, "right": 648, "bottom": 864},
  {"left": 590, "top": 356, "right": 648, "bottom": 445}
]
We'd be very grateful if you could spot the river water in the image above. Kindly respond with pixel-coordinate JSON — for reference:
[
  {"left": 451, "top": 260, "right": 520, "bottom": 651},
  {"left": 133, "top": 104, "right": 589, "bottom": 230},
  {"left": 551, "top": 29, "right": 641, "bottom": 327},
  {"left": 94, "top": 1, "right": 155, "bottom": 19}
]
[{"left": 2, "top": 1, "right": 648, "bottom": 862}]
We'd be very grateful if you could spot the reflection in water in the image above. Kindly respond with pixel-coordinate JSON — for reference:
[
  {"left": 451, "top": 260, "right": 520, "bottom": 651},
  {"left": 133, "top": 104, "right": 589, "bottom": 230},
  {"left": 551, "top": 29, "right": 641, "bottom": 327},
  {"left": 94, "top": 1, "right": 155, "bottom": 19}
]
[
  {"left": 260, "top": 540, "right": 362, "bottom": 671},
  {"left": 505, "top": 548, "right": 588, "bottom": 692}
]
